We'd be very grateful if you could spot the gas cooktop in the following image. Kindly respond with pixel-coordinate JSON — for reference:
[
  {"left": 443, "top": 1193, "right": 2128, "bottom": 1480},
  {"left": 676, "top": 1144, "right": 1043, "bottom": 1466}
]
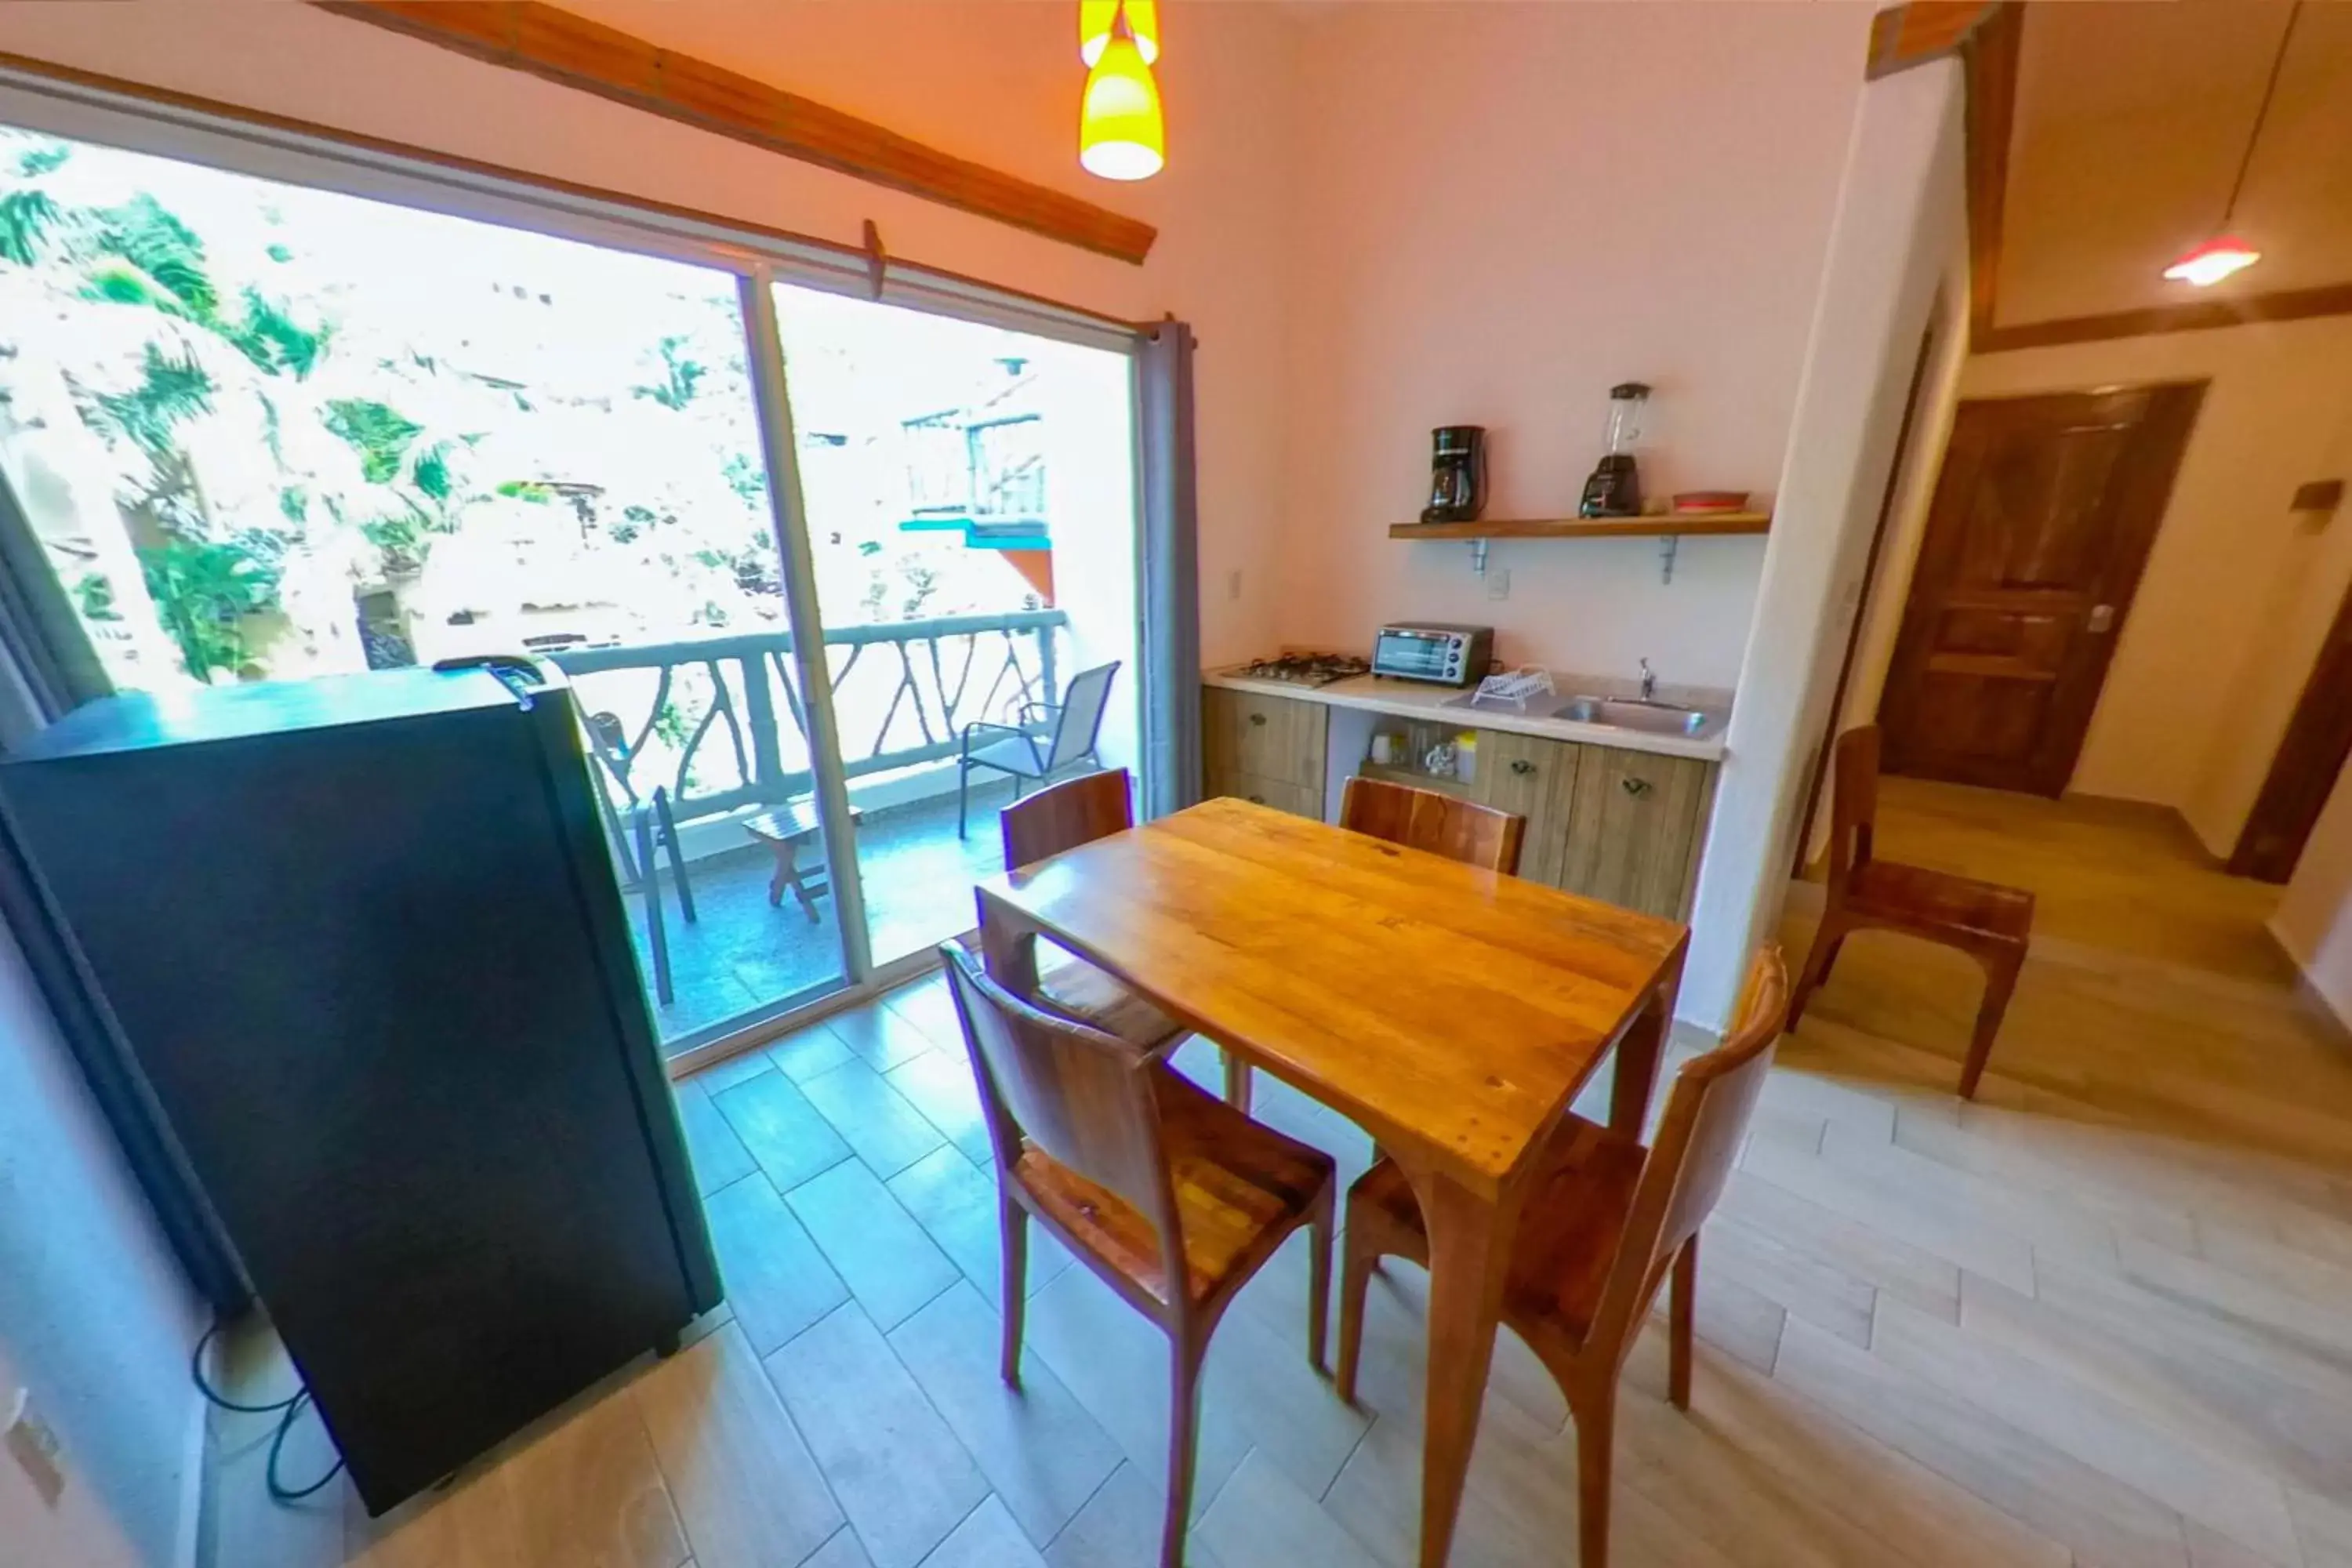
[{"left": 1232, "top": 652, "right": 1372, "bottom": 687}]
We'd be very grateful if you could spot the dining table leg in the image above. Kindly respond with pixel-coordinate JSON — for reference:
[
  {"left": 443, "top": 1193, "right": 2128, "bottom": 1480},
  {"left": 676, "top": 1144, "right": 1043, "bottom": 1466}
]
[
  {"left": 1607, "top": 960, "right": 1683, "bottom": 1138},
  {"left": 1396, "top": 1155, "right": 1526, "bottom": 1568}
]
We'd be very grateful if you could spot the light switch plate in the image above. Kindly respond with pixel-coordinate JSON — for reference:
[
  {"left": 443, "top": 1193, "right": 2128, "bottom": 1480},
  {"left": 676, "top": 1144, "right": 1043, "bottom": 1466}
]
[{"left": 1486, "top": 568, "right": 1511, "bottom": 601}]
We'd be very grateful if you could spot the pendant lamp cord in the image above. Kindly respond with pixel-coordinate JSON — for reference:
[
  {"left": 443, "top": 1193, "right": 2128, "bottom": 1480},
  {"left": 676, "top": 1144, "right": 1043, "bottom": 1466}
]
[{"left": 2220, "top": 0, "right": 2302, "bottom": 227}]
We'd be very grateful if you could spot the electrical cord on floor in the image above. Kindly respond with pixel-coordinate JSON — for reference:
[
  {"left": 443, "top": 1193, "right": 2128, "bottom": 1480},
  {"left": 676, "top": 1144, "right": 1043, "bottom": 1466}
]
[{"left": 191, "top": 1320, "right": 347, "bottom": 1504}]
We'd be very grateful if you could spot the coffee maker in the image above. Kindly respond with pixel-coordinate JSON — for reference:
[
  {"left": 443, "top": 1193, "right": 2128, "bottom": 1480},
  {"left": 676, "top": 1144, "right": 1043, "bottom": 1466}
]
[
  {"left": 1421, "top": 426, "right": 1486, "bottom": 524},
  {"left": 1578, "top": 383, "right": 1651, "bottom": 518}
]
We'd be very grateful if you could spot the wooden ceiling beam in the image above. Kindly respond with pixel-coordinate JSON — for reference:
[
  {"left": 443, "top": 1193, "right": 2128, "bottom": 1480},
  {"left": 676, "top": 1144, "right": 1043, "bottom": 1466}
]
[
  {"left": 308, "top": 0, "right": 1157, "bottom": 265},
  {"left": 1975, "top": 281, "right": 2352, "bottom": 354}
]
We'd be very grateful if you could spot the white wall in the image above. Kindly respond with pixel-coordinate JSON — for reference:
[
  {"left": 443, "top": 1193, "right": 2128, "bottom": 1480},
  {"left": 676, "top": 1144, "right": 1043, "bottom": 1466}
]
[
  {"left": 0, "top": 924, "right": 202, "bottom": 1568},
  {"left": 2275, "top": 763, "right": 2352, "bottom": 1029},
  {"left": 1683, "top": 58, "right": 1969, "bottom": 1029},
  {"left": 1272, "top": 1, "right": 1867, "bottom": 685},
  {"left": 1951, "top": 318, "right": 2352, "bottom": 845}
]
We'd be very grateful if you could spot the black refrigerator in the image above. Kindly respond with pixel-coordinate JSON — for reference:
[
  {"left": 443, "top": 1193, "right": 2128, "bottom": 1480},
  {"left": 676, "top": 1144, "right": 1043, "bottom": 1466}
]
[{"left": 0, "top": 663, "right": 720, "bottom": 1515}]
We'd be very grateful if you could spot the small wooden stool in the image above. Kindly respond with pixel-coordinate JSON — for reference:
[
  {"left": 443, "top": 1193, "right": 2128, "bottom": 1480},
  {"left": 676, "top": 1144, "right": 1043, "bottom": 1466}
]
[
  {"left": 743, "top": 800, "right": 861, "bottom": 923},
  {"left": 1788, "top": 726, "right": 2035, "bottom": 1098}
]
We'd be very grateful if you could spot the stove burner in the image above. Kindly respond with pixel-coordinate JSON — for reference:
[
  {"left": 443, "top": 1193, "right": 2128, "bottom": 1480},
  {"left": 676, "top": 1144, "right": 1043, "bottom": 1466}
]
[{"left": 1236, "top": 652, "right": 1371, "bottom": 687}]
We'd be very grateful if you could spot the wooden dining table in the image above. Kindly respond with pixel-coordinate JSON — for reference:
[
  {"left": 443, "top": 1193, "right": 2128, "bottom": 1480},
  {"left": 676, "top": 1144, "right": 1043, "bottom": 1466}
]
[{"left": 974, "top": 796, "right": 1689, "bottom": 1568}]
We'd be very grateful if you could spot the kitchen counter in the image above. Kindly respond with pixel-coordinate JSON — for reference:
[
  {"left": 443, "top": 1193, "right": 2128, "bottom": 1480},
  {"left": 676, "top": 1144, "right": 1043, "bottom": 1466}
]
[{"left": 1201, "top": 667, "right": 1731, "bottom": 761}]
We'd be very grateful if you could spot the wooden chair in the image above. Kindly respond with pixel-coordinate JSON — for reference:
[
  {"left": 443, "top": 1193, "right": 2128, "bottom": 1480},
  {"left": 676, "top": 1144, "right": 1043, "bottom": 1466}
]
[
  {"left": 1223, "top": 775, "right": 1526, "bottom": 1111},
  {"left": 1788, "top": 725, "right": 2035, "bottom": 1098},
  {"left": 1334, "top": 947, "right": 1790, "bottom": 1568},
  {"left": 942, "top": 942, "right": 1337, "bottom": 1568},
  {"left": 989, "top": 768, "right": 1186, "bottom": 1051}
]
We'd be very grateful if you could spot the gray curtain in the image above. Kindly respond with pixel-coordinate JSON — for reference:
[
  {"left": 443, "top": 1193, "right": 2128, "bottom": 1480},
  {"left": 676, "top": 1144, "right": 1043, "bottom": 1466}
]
[
  {"left": 1137, "top": 318, "right": 1200, "bottom": 820},
  {"left": 0, "top": 464, "right": 110, "bottom": 747}
]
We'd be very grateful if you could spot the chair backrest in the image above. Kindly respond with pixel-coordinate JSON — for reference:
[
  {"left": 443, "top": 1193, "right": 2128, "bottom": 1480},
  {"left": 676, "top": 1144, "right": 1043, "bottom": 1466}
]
[
  {"left": 941, "top": 941, "right": 1182, "bottom": 1272},
  {"left": 1828, "top": 725, "right": 1882, "bottom": 890},
  {"left": 1340, "top": 775, "right": 1526, "bottom": 876},
  {"left": 1586, "top": 946, "right": 1790, "bottom": 1360},
  {"left": 1047, "top": 662, "right": 1120, "bottom": 770},
  {"left": 1000, "top": 768, "right": 1133, "bottom": 871}
]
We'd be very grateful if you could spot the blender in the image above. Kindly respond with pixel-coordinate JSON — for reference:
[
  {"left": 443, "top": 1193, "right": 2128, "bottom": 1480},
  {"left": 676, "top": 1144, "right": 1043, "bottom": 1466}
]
[{"left": 1578, "top": 382, "right": 1650, "bottom": 518}]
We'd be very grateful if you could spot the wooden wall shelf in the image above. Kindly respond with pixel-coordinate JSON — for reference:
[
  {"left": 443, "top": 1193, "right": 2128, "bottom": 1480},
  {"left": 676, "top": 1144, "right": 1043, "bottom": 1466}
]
[{"left": 1387, "top": 514, "right": 1771, "bottom": 541}]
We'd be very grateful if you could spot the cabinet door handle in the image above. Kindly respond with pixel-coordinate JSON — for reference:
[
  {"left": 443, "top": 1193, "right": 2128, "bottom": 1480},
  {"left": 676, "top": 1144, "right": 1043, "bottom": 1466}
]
[
  {"left": 1510, "top": 759, "right": 1535, "bottom": 775},
  {"left": 1621, "top": 776, "right": 1653, "bottom": 797},
  {"left": 1248, "top": 713, "right": 1268, "bottom": 728}
]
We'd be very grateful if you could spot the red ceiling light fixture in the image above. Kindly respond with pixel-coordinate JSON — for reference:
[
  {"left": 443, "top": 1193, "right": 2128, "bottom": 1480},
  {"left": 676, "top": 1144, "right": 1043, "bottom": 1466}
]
[{"left": 2164, "top": 0, "right": 2301, "bottom": 288}]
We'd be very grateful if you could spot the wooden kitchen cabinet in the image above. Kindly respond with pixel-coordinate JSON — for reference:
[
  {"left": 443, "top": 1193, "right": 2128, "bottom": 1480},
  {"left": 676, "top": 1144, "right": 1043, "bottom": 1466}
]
[
  {"left": 1559, "top": 747, "right": 1717, "bottom": 920},
  {"left": 1203, "top": 687, "right": 1327, "bottom": 819},
  {"left": 1472, "top": 730, "right": 1580, "bottom": 887}
]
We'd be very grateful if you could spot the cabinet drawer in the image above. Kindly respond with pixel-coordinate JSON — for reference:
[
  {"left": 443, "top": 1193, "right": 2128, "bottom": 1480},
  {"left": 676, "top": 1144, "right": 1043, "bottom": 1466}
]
[
  {"left": 1559, "top": 751, "right": 1716, "bottom": 920},
  {"left": 1472, "top": 731, "right": 1580, "bottom": 887},
  {"left": 1203, "top": 688, "right": 1327, "bottom": 789},
  {"left": 1205, "top": 768, "right": 1322, "bottom": 821}
]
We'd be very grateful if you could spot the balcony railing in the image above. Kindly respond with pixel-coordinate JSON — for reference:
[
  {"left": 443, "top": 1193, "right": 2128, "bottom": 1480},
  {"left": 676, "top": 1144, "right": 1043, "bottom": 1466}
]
[{"left": 549, "top": 608, "right": 1065, "bottom": 827}]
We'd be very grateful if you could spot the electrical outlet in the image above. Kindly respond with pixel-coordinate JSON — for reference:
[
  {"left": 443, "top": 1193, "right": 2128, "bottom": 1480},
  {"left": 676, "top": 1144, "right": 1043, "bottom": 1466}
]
[
  {"left": 1486, "top": 568, "right": 1511, "bottom": 601},
  {"left": 5, "top": 1388, "right": 66, "bottom": 1508}
]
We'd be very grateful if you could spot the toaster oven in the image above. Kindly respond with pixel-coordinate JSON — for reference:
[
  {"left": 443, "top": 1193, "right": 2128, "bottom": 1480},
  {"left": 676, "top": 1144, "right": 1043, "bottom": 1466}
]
[{"left": 1370, "top": 622, "right": 1494, "bottom": 687}]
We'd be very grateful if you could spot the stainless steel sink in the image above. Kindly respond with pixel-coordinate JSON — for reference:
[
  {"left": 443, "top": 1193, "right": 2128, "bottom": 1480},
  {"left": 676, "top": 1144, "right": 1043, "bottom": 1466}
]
[{"left": 1550, "top": 695, "right": 1715, "bottom": 737}]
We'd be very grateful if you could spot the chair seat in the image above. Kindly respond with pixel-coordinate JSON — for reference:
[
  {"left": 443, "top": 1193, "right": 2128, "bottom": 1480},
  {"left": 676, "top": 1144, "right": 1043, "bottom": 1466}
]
[
  {"left": 1847, "top": 858, "right": 2035, "bottom": 945},
  {"left": 1352, "top": 1113, "right": 1647, "bottom": 1335},
  {"left": 968, "top": 735, "right": 1051, "bottom": 779},
  {"left": 1038, "top": 948, "right": 1188, "bottom": 1048},
  {"left": 1015, "top": 1066, "right": 1334, "bottom": 1308}
]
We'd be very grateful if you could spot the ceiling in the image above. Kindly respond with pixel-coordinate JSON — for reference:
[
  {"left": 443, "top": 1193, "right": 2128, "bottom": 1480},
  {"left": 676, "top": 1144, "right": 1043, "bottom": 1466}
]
[{"left": 1995, "top": 0, "right": 2352, "bottom": 329}]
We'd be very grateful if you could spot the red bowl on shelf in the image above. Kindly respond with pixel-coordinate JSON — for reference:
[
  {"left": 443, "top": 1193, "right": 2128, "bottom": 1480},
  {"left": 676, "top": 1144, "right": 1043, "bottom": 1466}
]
[{"left": 1671, "top": 490, "right": 1751, "bottom": 514}]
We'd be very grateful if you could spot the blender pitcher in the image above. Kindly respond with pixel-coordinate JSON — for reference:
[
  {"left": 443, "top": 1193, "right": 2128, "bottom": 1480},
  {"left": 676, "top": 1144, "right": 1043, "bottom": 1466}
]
[{"left": 1578, "top": 382, "right": 1650, "bottom": 518}]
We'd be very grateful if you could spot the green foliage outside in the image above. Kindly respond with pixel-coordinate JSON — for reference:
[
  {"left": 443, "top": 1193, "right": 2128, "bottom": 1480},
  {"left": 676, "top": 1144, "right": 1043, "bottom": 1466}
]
[{"left": 136, "top": 534, "right": 283, "bottom": 682}]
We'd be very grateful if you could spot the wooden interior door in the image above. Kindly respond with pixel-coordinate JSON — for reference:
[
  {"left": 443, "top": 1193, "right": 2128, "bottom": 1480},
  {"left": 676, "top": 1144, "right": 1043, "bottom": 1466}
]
[
  {"left": 1878, "top": 383, "right": 2204, "bottom": 795},
  {"left": 2230, "top": 577, "right": 2352, "bottom": 882}
]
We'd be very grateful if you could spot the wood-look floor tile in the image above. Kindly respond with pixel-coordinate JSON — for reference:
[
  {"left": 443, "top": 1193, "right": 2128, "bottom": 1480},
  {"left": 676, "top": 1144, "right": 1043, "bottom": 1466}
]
[
  {"left": 764, "top": 1305, "right": 988, "bottom": 1568},
  {"left": 886, "top": 1144, "right": 1074, "bottom": 1308},
  {"left": 878, "top": 977, "right": 962, "bottom": 1051},
  {"left": 787, "top": 1158, "right": 962, "bottom": 1330},
  {"left": 800, "top": 1527, "right": 876, "bottom": 1568},
  {"left": 800, "top": 1058, "right": 948, "bottom": 1178},
  {"left": 675, "top": 1080, "right": 757, "bottom": 1196},
  {"left": 691, "top": 1047, "right": 781, "bottom": 1096},
  {"left": 887, "top": 1281, "right": 1122, "bottom": 1548},
  {"left": 918, "top": 1496, "right": 1048, "bottom": 1568},
  {"left": 884, "top": 1049, "right": 993, "bottom": 1166},
  {"left": 713, "top": 1072, "right": 853, "bottom": 1193},
  {"left": 631, "top": 1322, "right": 843, "bottom": 1568},
  {"left": 1043, "top": 1464, "right": 1228, "bottom": 1568},
  {"left": 343, "top": 1471, "right": 520, "bottom": 1568},
  {"left": 1697, "top": 1213, "right": 1876, "bottom": 1348},
  {"left": 768, "top": 1021, "right": 857, "bottom": 1083},
  {"left": 1741, "top": 1131, "right": 2040, "bottom": 1294},
  {"left": 2292, "top": 1486, "right": 2352, "bottom": 1568},
  {"left": 703, "top": 1171, "right": 850, "bottom": 1356},
  {"left": 1198, "top": 1283, "right": 1369, "bottom": 1500},
  {"left": 1773, "top": 1316, "right": 2190, "bottom": 1568},
  {"left": 1022, "top": 1265, "right": 1250, "bottom": 1526},
  {"left": 828, "top": 1003, "right": 942, "bottom": 1071},
  {"left": 500, "top": 1387, "right": 686, "bottom": 1568},
  {"left": 1197, "top": 1450, "right": 1382, "bottom": 1568},
  {"left": 1714, "top": 1171, "right": 1961, "bottom": 1323}
]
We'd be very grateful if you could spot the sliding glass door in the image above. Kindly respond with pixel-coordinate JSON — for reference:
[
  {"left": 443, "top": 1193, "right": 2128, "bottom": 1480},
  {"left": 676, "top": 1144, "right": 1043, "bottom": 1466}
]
[
  {"left": 0, "top": 101, "right": 1150, "bottom": 1057},
  {"left": 768, "top": 284, "right": 1142, "bottom": 970}
]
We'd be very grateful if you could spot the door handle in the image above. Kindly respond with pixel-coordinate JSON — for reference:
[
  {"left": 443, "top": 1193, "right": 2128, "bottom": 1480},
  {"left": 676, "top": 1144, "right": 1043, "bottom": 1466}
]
[
  {"left": 1248, "top": 713, "right": 1268, "bottom": 727},
  {"left": 2086, "top": 604, "right": 2116, "bottom": 633},
  {"left": 1510, "top": 759, "right": 1535, "bottom": 775},
  {"left": 1621, "top": 776, "right": 1653, "bottom": 798}
]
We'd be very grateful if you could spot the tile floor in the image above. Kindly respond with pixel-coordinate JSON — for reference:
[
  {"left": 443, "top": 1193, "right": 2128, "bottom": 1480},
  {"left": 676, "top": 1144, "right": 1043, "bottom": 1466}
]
[{"left": 216, "top": 776, "right": 2352, "bottom": 1568}]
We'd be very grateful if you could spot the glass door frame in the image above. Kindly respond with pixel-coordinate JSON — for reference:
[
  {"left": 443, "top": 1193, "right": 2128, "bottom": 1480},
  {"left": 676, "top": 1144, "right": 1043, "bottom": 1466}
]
[{"left": 0, "top": 61, "right": 1151, "bottom": 1075}]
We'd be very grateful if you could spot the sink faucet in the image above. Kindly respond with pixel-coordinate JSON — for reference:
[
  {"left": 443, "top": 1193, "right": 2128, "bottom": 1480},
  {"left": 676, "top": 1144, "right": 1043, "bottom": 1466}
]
[{"left": 1638, "top": 658, "right": 1656, "bottom": 702}]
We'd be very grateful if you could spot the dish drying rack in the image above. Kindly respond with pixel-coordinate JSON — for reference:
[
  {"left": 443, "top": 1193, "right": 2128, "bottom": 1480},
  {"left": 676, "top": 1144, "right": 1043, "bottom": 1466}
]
[{"left": 1464, "top": 668, "right": 1555, "bottom": 711}]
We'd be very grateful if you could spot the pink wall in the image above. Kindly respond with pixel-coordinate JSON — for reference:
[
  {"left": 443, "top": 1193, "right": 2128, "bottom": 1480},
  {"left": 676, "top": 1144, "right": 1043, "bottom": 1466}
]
[
  {"left": 1275, "top": 2, "right": 1867, "bottom": 684},
  {"left": 0, "top": 0, "right": 1301, "bottom": 666}
]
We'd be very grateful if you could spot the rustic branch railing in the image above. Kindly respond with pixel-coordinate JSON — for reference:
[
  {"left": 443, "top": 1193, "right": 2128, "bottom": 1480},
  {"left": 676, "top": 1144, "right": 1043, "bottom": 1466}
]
[{"left": 550, "top": 609, "right": 1065, "bottom": 826}]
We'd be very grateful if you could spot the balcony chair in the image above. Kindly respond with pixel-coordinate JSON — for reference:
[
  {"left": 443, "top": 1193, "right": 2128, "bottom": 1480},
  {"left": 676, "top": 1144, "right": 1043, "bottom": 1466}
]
[
  {"left": 1335, "top": 947, "right": 1790, "bottom": 1568},
  {"left": 942, "top": 940, "right": 1335, "bottom": 1568},
  {"left": 583, "top": 710, "right": 696, "bottom": 1005},
  {"left": 956, "top": 659, "right": 1120, "bottom": 839}
]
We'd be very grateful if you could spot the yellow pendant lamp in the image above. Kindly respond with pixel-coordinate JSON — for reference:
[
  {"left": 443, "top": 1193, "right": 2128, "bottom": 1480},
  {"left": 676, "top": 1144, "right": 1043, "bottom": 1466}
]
[
  {"left": 1078, "top": 5, "right": 1164, "bottom": 182},
  {"left": 2163, "top": 1, "right": 2297, "bottom": 288},
  {"left": 1080, "top": 0, "right": 1157, "bottom": 65}
]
